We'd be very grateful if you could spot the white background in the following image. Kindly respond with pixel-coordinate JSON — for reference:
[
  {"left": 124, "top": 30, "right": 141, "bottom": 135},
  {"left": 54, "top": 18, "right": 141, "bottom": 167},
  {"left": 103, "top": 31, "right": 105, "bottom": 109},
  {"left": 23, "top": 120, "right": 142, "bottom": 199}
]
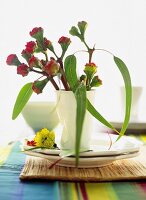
[{"left": 0, "top": 0, "right": 146, "bottom": 143}]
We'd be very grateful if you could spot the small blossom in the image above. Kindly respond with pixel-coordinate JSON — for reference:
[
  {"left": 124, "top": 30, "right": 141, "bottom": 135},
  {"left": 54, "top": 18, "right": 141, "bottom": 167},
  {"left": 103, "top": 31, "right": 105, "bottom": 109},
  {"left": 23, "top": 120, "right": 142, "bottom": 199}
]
[
  {"left": 58, "top": 36, "right": 71, "bottom": 56},
  {"left": 58, "top": 36, "right": 71, "bottom": 45},
  {"left": 17, "top": 63, "right": 29, "bottom": 77},
  {"left": 84, "top": 62, "right": 97, "bottom": 76},
  {"left": 25, "top": 41, "right": 36, "bottom": 54},
  {"left": 21, "top": 49, "right": 31, "bottom": 62},
  {"left": 6, "top": 54, "right": 21, "bottom": 66},
  {"left": 32, "top": 82, "right": 42, "bottom": 94},
  {"left": 28, "top": 56, "right": 40, "bottom": 68},
  {"left": 27, "top": 140, "right": 36, "bottom": 146},
  {"left": 30, "top": 27, "right": 43, "bottom": 37},
  {"left": 34, "top": 128, "right": 55, "bottom": 149},
  {"left": 69, "top": 26, "right": 80, "bottom": 36},
  {"left": 44, "top": 38, "right": 54, "bottom": 51},
  {"left": 90, "top": 75, "right": 102, "bottom": 88},
  {"left": 78, "top": 21, "right": 88, "bottom": 35},
  {"left": 43, "top": 60, "right": 59, "bottom": 76},
  {"left": 32, "top": 78, "right": 48, "bottom": 94}
]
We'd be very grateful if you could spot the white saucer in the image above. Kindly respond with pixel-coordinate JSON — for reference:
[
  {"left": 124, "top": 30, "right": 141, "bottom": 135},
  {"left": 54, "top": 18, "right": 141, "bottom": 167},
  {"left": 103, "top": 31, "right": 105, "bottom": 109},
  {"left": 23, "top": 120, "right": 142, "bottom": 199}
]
[
  {"left": 24, "top": 150, "right": 139, "bottom": 168},
  {"left": 22, "top": 134, "right": 142, "bottom": 167},
  {"left": 22, "top": 134, "right": 142, "bottom": 157}
]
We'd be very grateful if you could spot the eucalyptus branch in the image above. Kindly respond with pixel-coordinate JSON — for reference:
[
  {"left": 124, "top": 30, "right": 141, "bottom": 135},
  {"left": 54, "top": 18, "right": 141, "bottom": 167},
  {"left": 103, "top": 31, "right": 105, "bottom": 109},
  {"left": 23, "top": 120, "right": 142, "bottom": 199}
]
[
  {"left": 52, "top": 50, "right": 59, "bottom": 59},
  {"left": 30, "top": 69, "right": 59, "bottom": 90},
  {"left": 43, "top": 51, "right": 48, "bottom": 62},
  {"left": 73, "top": 50, "right": 88, "bottom": 55},
  {"left": 57, "top": 58, "right": 70, "bottom": 91},
  {"left": 95, "top": 48, "right": 114, "bottom": 56},
  {"left": 30, "top": 68, "right": 45, "bottom": 75},
  {"left": 49, "top": 76, "right": 60, "bottom": 90}
]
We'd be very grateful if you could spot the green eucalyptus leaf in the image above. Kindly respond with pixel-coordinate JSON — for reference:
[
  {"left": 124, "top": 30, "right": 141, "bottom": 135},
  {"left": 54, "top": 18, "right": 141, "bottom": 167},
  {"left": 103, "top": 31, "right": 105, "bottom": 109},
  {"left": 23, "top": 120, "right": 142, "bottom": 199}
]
[
  {"left": 64, "top": 55, "right": 78, "bottom": 91},
  {"left": 114, "top": 56, "right": 132, "bottom": 139},
  {"left": 87, "top": 99, "right": 118, "bottom": 133},
  {"left": 12, "top": 83, "right": 33, "bottom": 120},
  {"left": 74, "top": 83, "right": 87, "bottom": 166}
]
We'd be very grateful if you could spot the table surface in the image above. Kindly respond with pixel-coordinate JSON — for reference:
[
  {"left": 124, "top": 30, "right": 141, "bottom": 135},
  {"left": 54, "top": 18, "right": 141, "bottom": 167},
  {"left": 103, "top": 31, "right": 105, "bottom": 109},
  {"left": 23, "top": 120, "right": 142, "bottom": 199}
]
[{"left": 1, "top": 136, "right": 146, "bottom": 200}]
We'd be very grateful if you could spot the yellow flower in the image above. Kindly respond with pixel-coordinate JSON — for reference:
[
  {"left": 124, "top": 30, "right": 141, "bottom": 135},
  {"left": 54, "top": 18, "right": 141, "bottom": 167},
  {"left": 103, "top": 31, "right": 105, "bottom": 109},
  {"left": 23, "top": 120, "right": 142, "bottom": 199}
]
[{"left": 34, "top": 128, "right": 55, "bottom": 149}]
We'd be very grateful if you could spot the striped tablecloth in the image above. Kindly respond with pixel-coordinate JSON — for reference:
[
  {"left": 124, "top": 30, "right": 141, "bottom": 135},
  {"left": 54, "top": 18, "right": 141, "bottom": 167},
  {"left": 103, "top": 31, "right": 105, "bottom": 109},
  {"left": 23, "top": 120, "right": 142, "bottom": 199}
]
[{"left": 0, "top": 135, "right": 146, "bottom": 200}]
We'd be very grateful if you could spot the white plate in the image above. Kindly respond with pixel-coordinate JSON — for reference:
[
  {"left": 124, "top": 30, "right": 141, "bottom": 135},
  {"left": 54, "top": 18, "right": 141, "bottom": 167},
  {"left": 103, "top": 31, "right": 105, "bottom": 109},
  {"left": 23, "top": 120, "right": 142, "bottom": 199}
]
[
  {"left": 24, "top": 150, "right": 139, "bottom": 168},
  {"left": 22, "top": 134, "right": 142, "bottom": 157}
]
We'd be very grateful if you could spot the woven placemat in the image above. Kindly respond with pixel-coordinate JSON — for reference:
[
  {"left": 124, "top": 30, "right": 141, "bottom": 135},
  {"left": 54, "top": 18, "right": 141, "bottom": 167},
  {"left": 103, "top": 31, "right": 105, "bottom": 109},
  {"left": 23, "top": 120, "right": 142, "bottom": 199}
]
[{"left": 20, "top": 146, "right": 146, "bottom": 182}]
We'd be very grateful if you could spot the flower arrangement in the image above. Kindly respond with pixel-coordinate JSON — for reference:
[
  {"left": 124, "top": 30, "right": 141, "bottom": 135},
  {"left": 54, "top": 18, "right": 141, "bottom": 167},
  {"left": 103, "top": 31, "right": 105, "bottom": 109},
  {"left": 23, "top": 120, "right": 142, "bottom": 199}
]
[
  {"left": 6, "top": 21, "right": 132, "bottom": 164},
  {"left": 26, "top": 128, "right": 56, "bottom": 149}
]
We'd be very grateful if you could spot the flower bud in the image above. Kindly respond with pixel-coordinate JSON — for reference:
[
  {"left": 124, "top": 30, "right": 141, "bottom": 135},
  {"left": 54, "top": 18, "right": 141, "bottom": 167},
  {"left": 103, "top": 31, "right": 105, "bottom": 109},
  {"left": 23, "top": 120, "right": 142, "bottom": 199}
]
[
  {"left": 90, "top": 76, "right": 102, "bottom": 88},
  {"left": 17, "top": 63, "right": 29, "bottom": 77},
  {"left": 21, "top": 50, "right": 31, "bottom": 62},
  {"left": 58, "top": 36, "right": 71, "bottom": 55},
  {"left": 32, "top": 78, "right": 48, "bottom": 94},
  {"left": 29, "top": 27, "right": 44, "bottom": 40},
  {"left": 28, "top": 56, "right": 41, "bottom": 68},
  {"left": 78, "top": 21, "right": 88, "bottom": 36},
  {"left": 80, "top": 74, "right": 87, "bottom": 85},
  {"left": 58, "top": 36, "right": 71, "bottom": 45},
  {"left": 6, "top": 54, "right": 21, "bottom": 66},
  {"left": 43, "top": 60, "right": 59, "bottom": 76},
  {"left": 44, "top": 38, "right": 54, "bottom": 52},
  {"left": 69, "top": 26, "right": 80, "bottom": 36},
  {"left": 25, "top": 41, "right": 36, "bottom": 54},
  {"left": 84, "top": 62, "right": 97, "bottom": 79}
]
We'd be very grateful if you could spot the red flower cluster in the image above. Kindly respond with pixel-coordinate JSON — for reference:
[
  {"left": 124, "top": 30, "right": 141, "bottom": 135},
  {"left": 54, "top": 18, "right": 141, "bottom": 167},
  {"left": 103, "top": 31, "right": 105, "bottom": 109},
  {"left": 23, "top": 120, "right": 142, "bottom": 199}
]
[
  {"left": 32, "top": 82, "right": 42, "bottom": 94},
  {"left": 17, "top": 64, "right": 29, "bottom": 77},
  {"left": 30, "top": 27, "right": 43, "bottom": 37},
  {"left": 25, "top": 41, "right": 36, "bottom": 54},
  {"left": 6, "top": 54, "right": 17, "bottom": 65},
  {"left": 58, "top": 36, "right": 71, "bottom": 44},
  {"left": 27, "top": 140, "right": 36, "bottom": 146},
  {"left": 85, "top": 62, "right": 96, "bottom": 67},
  {"left": 28, "top": 56, "right": 39, "bottom": 68},
  {"left": 43, "top": 60, "right": 59, "bottom": 76}
]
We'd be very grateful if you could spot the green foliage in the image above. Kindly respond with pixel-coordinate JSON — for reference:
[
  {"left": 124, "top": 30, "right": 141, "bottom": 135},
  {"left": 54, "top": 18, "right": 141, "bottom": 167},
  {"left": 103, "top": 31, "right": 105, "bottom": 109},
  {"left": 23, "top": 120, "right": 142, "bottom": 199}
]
[
  {"left": 64, "top": 55, "right": 78, "bottom": 91},
  {"left": 12, "top": 83, "right": 33, "bottom": 120},
  {"left": 114, "top": 56, "right": 132, "bottom": 139},
  {"left": 74, "top": 83, "right": 87, "bottom": 166},
  {"left": 87, "top": 99, "right": 118, "bottom": 133}
]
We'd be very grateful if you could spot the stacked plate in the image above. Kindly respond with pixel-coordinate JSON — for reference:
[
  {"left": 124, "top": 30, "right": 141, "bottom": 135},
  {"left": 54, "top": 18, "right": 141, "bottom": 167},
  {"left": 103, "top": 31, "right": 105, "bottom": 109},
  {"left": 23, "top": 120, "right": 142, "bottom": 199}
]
[{"left": 22, "top": 134, "right": 143, "bottom": 168}]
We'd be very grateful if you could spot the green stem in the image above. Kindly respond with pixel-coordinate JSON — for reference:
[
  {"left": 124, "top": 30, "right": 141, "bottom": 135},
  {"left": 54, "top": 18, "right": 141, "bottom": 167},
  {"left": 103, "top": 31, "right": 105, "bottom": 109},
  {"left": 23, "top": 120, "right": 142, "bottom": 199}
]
[
  {"left": 48, "top": 76, "right": 60, "bottom": 90},
  {"left": 57, "top": 58, "right": 70, "bottom": 91},
  {"left": 83, "top": 40, "right": 90, "bottom": 51},
  {"left": 43, "top": 51, "right": 48, "bottom": 62},
  {"left": 30, "top": 69, "right": 59, "bottom": 90}
]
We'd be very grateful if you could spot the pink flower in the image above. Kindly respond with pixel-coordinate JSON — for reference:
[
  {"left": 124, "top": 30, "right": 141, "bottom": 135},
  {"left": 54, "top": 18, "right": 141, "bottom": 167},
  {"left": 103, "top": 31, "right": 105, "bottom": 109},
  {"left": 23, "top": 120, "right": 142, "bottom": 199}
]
[
  {"left": 58, "top": 36, "right": 71, "bottom": 44},
  {"left": 25, "top": 41, "right": 36, "bottom": 54},
  {"left": 30, "top": 27, "right": 43, "bottom": 37},
  {"left": 6, "top": 54, "right": 21, "bottom": 66},
  {"left": 17, "top": 63, "right": 29, "bottom": 77},
  {"left": 43, "top": 60, "right": 59, "bottom": 76}
]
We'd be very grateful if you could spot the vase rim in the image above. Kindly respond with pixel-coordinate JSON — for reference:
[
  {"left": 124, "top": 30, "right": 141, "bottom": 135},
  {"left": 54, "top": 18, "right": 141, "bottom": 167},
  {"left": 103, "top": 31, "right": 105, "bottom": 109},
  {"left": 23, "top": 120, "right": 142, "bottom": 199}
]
[{"left": 56, "top": 89, "right": 95, "bottom": 93}]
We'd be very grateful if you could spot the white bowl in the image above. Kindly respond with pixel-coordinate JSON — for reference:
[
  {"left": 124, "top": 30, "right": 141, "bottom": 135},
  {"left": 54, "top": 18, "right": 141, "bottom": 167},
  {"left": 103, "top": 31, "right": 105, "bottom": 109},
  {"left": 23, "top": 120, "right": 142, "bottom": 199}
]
[{"left": 21, "top": 101, "right": 59, "bottom": 132}]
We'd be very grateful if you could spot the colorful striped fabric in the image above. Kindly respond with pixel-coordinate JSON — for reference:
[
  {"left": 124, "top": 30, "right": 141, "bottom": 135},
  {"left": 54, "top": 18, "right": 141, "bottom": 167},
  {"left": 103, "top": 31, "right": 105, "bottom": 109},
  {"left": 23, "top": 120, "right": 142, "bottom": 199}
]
[{"left": 0, "top": 137, "right": 146, "bottom": 200}]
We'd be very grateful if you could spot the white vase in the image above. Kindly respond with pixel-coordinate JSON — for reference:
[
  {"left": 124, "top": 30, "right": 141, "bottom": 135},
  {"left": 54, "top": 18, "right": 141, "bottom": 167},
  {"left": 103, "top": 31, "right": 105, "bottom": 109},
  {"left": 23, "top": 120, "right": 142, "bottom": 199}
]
[{"left": 56, "top": 90, "right": 95, "bottom": 151}]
